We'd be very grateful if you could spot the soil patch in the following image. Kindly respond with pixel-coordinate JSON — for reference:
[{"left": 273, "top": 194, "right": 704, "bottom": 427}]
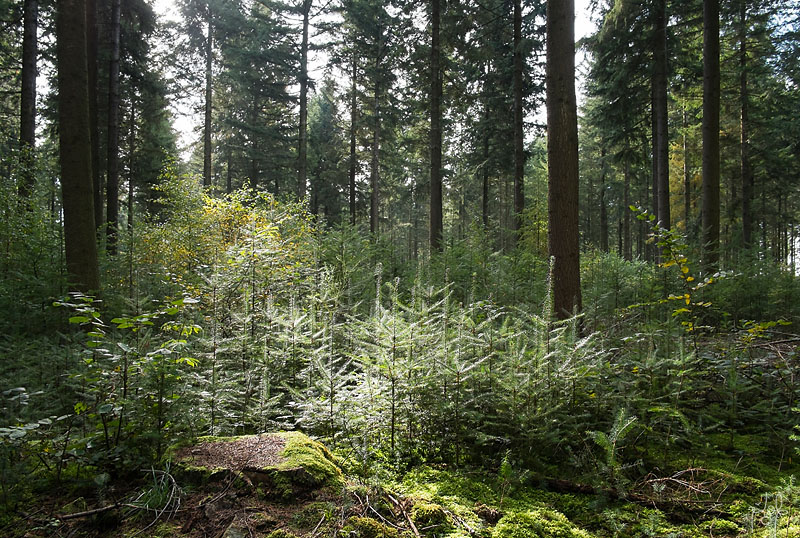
[{"left": 177, "top": 434, "right": 288, "bottom": 471}]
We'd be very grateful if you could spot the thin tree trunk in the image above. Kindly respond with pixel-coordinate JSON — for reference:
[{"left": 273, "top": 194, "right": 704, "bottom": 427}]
[
  {"left": 546, "top": 0, "right": 581, "bottom": 319},
  {"left": 57, "top": 0, "right": 100, "bottom": 292},
  {"left": 623, "top": 149, "right": 631, "bottom": 261},
  {"left": 430, "top": 0, "right": 443, "bottom": 250},
  {"left": 349, "top": 53, "right": 358, "bottom": 226},
  {"left": 683, "top": 108, "right": 691, "bottom": 230},
  {"left": 127, "top": 100, "right": 135, "bottom": 230},
  {"left": 370, "top": 75, "right": 380, "bottom": 235},
  {"left": 702, "top": 0, "right": 721, "bottom": 270},
  {"left": 297, "top": 0, "right": 311, "bottom": 201},
  {"left": 599, "top": 147, "right": 609, "bottom": 252},
  {"left": 482, "top": 104, "right": 490, "bottom": 230},
  {"left": 512, "top": 0, "right": 525, "bottom": 237},
  {"left": 226, "top": 146, "right": 233, "bottom": 194},
  {"left": 106, "top": 0, "right": 121, "bottom": 254},
  {"left": 739, "top": 0, "right": 754, "bottom": 249},
  {"left": 203, "top": 4, "right": 213, "bottom": 187},
  {"left": 19, "top": 0, "right": 38, "bottom": 198},
  {"left": 653, "top": 0, "right": 669, "bottom": 230}
]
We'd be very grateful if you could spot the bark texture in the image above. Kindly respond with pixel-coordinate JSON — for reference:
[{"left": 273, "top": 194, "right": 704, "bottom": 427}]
[
  {"left": 106, "top": 0, "right": 121, "bottom": 253},
  {"left": 429, "top": 0, "right": 443, "bottom": 251},
  {"left": 546, "top": 0, "right": 581, "bottom": 319},
  {"left": 19, "top": 0, "right": 38, "bottom": 198},
  {"left": 702, "top": 0, "right": 721, "bottom": 270}
]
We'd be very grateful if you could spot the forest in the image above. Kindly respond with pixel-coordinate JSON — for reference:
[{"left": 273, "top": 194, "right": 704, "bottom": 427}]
[{"left": 1, "top": 0, "right": 800, "bottom": 536}]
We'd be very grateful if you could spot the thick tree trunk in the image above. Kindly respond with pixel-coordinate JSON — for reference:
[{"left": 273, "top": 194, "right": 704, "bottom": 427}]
[
  {"left": 349, "top": 53, "right": 358, "bottom": 226},
  {"left": 512, "top": 0, "right": 525, "bottom": 237},
  {"left": 739, "top": 0, "right": 754, "bottom": 249},
  {"left": 105, "top": 0, "right": 121, "bottom": 254},
  {"left": 203, "top": 5, "right": 213, "bottom": 187},
  {"left": 429, "top": 0, "right": 443, "bottom": 251},
  {"left": 87, "top": 0, "right": 101, "bottom": 227},
  {"left": 57, "top": 0, "right": 100, "bottom": 292},
  {"left": 19, "top": 0, "right": 38, "bottom": 198},
  {"left": 702, "top": 0, "right": 721, "bottom": 270},
  {"left": 653, "top": 0, "right": 670, "bottom": 230},
  {"left": 546, "top": 0, "right": 581, "bottom": 319},
  {"left": 297, "top": 0, "right": 311, "bottom": 201}
]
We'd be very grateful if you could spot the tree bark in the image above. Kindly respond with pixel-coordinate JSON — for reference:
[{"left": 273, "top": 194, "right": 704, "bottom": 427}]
[
  {"left": 429, "top": 0, "right": 443, "bottom": 251},
  {"left": 18, "top": 0, "right": 38, "bottom": 199},
  {"left": 87, "top": 0, "right": 101, "bottom": 227},
  {"left": 57, "top": 0, "right": 100, "bottom": 292},
  {"left": 739, "top": 0, "right": 754, "bottom": 249},
  {"left": 683, "top": 108, "right": 691, "bottom": 231},
  {"left": 547, "top": 0, "right": 581, "bottom": 319},
  {"left": 653, "top": 0, "right": 670, "bottom": 230},
  {"left": 512, "top": 0, "right": 525, "bottom": 237},
  {"left": 297, "top": 0, "right": 311, "bottom": 201},
  {"left": 127, "top": 99, "right": 135, "bottom": 230},
  {"left": 702, "top": 0, "right": 721, "bottom": 270},
  {"left": 105, "top": 0, "right": 121, "bottom": 254},
  {"left": 203, "top": 3, "right": 213, "bottom": 188}
]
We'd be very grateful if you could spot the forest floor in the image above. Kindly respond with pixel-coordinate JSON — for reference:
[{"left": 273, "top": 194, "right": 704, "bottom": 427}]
[{"left": 9, "top": 430, "right": 800, "bottom": 538}]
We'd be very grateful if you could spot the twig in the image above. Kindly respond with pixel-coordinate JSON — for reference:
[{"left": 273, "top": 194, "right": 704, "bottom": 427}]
[
  {"left": 311, "top": 514, "right": 326, "bottom": 537},
  {"left": 386, "top": 493, "right": 420, "bottom": 538}
]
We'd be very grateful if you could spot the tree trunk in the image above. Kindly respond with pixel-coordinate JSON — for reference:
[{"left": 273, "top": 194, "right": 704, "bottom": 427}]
[
  {"left": 349, "top": 53, "right": 358, "bottom": 226},
  {"left": 623, "top": 148, "right": 631, "bottom": 261},
  {"left": 739, "top": 0, "right": 753, "bottom": 249},
  {"left": 297, "top": 0, "right": 311, "bottom": 201},
  {"left": 57, "top": 0, "right": 100, "bottom": 292},
  {"left": 702, "top": 0, "right": 721, "bottom": 270},
  {"left": 512, "top": 0, "right": 525, "bottom": 237},
  {"left": 370, "top": 75, "right": 380, "bottom": 235},
  {"left": 106, "top": 0, "right": 121, "bottom": 254},
  {"left": 429, "top": 0, "right": 443, "bottom": 251},
  {"left": 599, "top": 147, "right": 609, "bottom": 252},
  {"left": 203, "top": 4, "right": 213, "bottom": 188},
  {"left": 683, "top": 108, "right": 691, "bottom": 230},
  {"left": 87, "top": 0, "right": 101, "bottom": 227},
  {"left": 127, "top": 99, "right": 135, "bottom": 230},
  {"left": 18, "top": 0, "right": 38, "bottom": 199},
  {"left": 653, "top": 0, "right": 670, "bottom": 230},
  {"left": 482, "top": 104, "right": 490, "bottom": 230},
  {"left": 546, "top": 0, "right": 581, "bottom": 319}
]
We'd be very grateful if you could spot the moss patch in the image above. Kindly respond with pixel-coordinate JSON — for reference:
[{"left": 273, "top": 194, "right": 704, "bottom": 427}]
[
  {"left": 491, "top": 509, "right": 594, "bottom": 538},
  {"left": 339, "top": 516, "right": 401, "bottom": 538}
]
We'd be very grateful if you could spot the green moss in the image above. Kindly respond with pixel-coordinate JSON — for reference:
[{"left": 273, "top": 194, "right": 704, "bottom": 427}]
[
  {"left": 411, "top": 500, "right": 450, "bottom": 528},
  {"left": 699, "top": 518, "right": 740, "bottom": 535},
  {"left": 491, "top": 509, "right": 593, "bottom": 538},
  {"left": 276, "top": 431, "right": 344, "bottom": 489},
  {"left": 266, "top": 530, "right": 299, "bottom": 538},
  {"left": 291, "top": 501, "right": 336, "bottom": 529},
  {"left": 339, "top": 516, "right": 400, "bottom": 538}
]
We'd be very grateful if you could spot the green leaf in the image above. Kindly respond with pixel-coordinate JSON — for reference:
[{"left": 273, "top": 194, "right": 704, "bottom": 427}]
[{"left": 69, "top": 316, "right": 90, "bottom": 324}]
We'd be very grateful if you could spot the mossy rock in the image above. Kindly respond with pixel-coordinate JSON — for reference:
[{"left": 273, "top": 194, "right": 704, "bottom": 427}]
[
  {"left": 172, "top": 431, "right": 343, "bottom": 498},
  {"left": 699, "top": 518, "right": 740, "bottom": 535},
  {"left": 410, "top": 500, "right": 450, "bottom": 528},
  {"left": 339, "top": 516, "right": 400, "bottom": 538},
  {"left": 491, "top": 509, "right": 594, "bottom": 538}
]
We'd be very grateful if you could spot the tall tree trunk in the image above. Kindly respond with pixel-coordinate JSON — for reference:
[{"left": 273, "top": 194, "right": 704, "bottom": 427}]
[
  {"left": 739, "top": 0, "right": 754, "bottom": 249},
  {"left": 349, "top": 53, "right": 358, "bottom": 226},
  {"left": 18, "top": 0, "right": 38, "bottom": 199},
  {"left": 370, "top": 75, "right": 380, "bottom": 235},
  {"left": 297, "top": 0, "right": 311, "bottom": 201},
  {"left": 653, "top": 0, "right": 670, "bottom": 230},
  {"left": 203, "top": 4, "right": 213, "bottom": 188},
  {"left": 623, "top": 148, "right": 631, "bottom": 261},
  {"left": 512, "top": 0, "right": 525, "bottom": 237},
  {"left": 57, "top": 0, "right": 100, "bottom": 292},
  {"left": 547, "top": 0, "right": 581, "bottom": 319},
  {"left": 599, "top": 147, "right": 609, "bottom": 252},
  {"left": 429, "top": 0, "right": 443, "bottom": 251},
  {"left": 683, "top": 108, "right": 691, "bottom": 230},
  {"left": 702, "top": 0, "right": 721, "bottom": 270},
  {"left": 87, "top": 0, "right": 101, "bottom": 227},
  {"left": 106, "top": 0, "right": 121, "bottom": 254},
  {"left": 482, "top": 103, "right": 490, "bottom": 230},
  {"left": 127, "top": 99, "right": 135, "bottom": 230},
  {"left": 226, "top": 145, "right": 233, "bottom": 194}
]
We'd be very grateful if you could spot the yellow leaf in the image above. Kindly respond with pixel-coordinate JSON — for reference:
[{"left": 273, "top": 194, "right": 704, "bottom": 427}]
[
  {"left": 681, "top": 266, "right": 689, "bottom": 274},
  {"left": 686, "top": 276, "right": 695, "bottom": 282}
]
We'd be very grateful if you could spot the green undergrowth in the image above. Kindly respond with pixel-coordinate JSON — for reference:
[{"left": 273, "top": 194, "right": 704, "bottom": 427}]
[{"left": 388, "top": 463, "right": 800, "bottom": 538}]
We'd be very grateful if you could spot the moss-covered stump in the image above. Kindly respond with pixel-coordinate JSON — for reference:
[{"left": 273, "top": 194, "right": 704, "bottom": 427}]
[{"left": 173, "top": 431, "right": 343, "bottom": 499}]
